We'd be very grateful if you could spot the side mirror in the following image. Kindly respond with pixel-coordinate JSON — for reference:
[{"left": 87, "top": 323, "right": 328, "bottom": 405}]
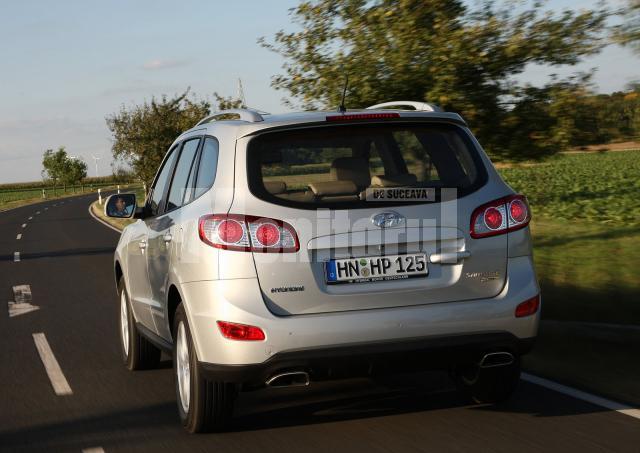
[{"left": 105, "top": 193, "right": 136, "bottom": 219}]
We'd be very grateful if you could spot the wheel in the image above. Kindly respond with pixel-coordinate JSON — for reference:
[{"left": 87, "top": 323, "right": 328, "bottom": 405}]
[
  {"left": 118, "top": 277, "right": 161, "bottom": 371},
  {"left": 173, "top": 303, "right": 237, "bottom": 433},
  {"left": 453, "top": 355, "right": 521, "bottom": 404}
]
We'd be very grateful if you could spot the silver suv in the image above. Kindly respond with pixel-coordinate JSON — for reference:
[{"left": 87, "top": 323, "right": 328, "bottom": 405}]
[{"left": 107, "top": 101, "right": 540, "bottom": 433}]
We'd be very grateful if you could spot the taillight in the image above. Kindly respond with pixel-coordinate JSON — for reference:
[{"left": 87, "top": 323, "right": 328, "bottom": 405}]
[
  {"left": 254, "top": 222, "right": 280, "bottom": 247},
  {"left": 217, "top": 321, "right": 265, "bottom": 341},
  {"left": 515, "top": 295, "right": 540, "bottom": 318},
  {"left": 199, "top": 214, "right": 299, "bottom": 253},
  {"left": 470, "top": 194, "right": 530, "bottom": 239},
  {"left": 217, "top": 219, "right": 244, "bottom": 244}
]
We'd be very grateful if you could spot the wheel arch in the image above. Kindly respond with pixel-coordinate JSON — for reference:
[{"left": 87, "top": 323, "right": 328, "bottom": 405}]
[
  {"left": 115, "top": 260, "right": 123, "bottom": 288},
  {"left": 167, "top": 284, "right": 183, "bottom": 341}
]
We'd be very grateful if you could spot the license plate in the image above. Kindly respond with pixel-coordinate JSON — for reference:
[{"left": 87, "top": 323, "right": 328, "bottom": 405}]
[{"left": 325, "top": 253, "right": 428, "bottom": 284}]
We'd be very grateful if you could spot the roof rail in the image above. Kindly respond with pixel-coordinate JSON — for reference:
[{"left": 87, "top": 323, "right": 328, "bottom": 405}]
[
  {"left": 366, "top": 101, "right": 441, "bottom": 112},
  {"left": 196, "top": 108, "right": 265, "bottom": 126}
]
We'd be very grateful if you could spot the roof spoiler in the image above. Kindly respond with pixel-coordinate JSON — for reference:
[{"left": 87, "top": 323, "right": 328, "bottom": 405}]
[
  {"left": 366, "top": 101, "right": 442, "bottom": 112},
  {"left": 195, "top": 108, "right": 267, "bottom": 126}
]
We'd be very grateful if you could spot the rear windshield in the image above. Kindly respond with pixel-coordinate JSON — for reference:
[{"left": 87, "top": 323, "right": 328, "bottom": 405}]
[{"left": 247, "top": 123, "right": 486, "bottom": 209}]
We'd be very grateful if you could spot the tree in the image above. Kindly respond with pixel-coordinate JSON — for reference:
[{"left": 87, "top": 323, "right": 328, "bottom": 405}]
[
  {"left": 42, "top": 146, "right": 87, "bottom": 187},
  {"left": 42, "top": 147, "right": 88, "bottom": 186},
  {"left": 260, "top": 0, "right": 610, "bottom": 158},
  {"left": 42, "top": 147, "right": 69, "bottom": 187},
  {"left": 106, "top": 90, "right": 210, "bottom": 185},
  {"left": 613, "top": 0, "right": 640, "bottom": 53},
  {"left": 111, "top": 164, "right": 135, "bottom": 183},
  {"left": 106, "top": 90, "right": 244, "bottom": 185},
  {"left": 63, "top": 158, "right": 88, "bottom": 185},
  {"left": 499, "top": 75, "right": 595, "bottom": 157},
  {"left": 214, "top": 92, "right": 246, "bottom": 110}
]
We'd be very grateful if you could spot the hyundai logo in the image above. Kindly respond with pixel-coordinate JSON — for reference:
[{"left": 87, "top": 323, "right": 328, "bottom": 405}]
[{"left": 371, "top": 211, "right": 405, "bottom": 228}]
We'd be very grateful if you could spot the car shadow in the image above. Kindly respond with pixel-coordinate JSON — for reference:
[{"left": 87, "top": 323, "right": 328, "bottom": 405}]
[
  {"left": 229, "top": 371, "right": 612, "bottom": 433},
  {"left": 0, "top": 371, "right": 617, "bottom": 451}
]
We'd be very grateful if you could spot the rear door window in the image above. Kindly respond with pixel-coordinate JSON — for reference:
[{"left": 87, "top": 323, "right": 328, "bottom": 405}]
[
  {"left": 166, "top": 138, "right": 200, "bottom": 211},
  {"left": 148, "top": 146, "right": 179, "bottom": 216},
  {"left": 194, "top": 137, "right": 219, "bottom": 198},
  {"left": 247, "top": 123, "right": 485, "bottom": 208}
]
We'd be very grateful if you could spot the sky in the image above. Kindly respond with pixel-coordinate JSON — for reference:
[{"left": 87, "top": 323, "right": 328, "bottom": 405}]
[{"left": 0, "top": 0, "right": 638, "bottom": 184}]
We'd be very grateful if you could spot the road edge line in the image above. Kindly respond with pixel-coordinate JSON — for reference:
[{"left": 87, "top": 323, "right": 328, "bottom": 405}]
[
  {"left": 521, "top": 372, "right": 640, "bottom": 420},
  {"left": 87, "top": 203, "right": 122, "bottom": 234}
]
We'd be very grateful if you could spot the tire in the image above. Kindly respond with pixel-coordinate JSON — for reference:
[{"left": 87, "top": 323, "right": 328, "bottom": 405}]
[
  {"left": 454, "top": 355, "right": 521, "bottom": 404},
  {"left": 118, "top": 277, "right": 161, "bottom": 371},
  {"left": 173, "top": 303, "right": 237, "bottom": 433}
]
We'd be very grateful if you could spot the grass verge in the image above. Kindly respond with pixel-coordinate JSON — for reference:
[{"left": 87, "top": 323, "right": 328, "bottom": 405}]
[
  {"left": 90, "top": 200, "right": 135, "bottom": 231},
  {"left": 0, "top": 191, "right": 92, "bottom": 212},
  {"left": 531, "top": 218, "right": 640, "bottom": 325}
]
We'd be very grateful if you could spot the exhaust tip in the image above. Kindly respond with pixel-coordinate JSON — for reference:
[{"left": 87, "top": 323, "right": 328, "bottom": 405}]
[
  {"left": 266, "top": 371, "right": 310, "bottom": 388},
  {"left": 479, "top": 352, "right": 514, "bottom": 368}
]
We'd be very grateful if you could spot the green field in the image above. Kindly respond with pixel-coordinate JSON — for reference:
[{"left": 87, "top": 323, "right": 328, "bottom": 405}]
[
  {"left": 0, "top": 183, "right": 143, "bottom": 212},
  {"left": 498, "top": 150, "right": 640, "bottom": 325},
  {"left": 500, "top": 151, "right": 640, "bottom": 226}
]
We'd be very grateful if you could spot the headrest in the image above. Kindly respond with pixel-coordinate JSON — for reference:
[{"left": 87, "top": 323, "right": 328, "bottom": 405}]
[
  {"left": 308, "top": 181, "right": 358, "bottom": 197},
  {"left": 264, "top": 181, "right": 287, "bottom": 194},
  {"left": 330, "top": 157, "right": 371, "bottom": 188},
  {"left": 371, "top": 173, "right": 418, "bottom": 187}
]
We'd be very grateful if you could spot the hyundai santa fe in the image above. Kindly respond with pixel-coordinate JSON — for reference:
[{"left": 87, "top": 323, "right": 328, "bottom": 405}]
[{"left": 106, "top": 101, "right": 540, "bottom": 433}]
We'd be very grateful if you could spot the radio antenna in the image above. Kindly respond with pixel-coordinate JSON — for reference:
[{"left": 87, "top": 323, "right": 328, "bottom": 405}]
[{"left": 338, "top": 73, "right": 349, "bottom": 113}]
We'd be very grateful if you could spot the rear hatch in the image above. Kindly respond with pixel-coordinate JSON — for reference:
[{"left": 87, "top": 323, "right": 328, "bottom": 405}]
[{"left": 240, "top": 120, "right": 507, "bottom": 315}]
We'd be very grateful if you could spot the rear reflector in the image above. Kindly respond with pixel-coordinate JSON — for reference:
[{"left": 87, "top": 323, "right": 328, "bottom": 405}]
[
  {"left": 470, "top": 194, "right": 531, "bottom": 239},
  {"left": 326, "top": 113, "right": 400, "bottom": 122},
  {"left": 217, "top": 321, "right": 266, "bottom": 341},
  {"left": 515, "top": 295, "right": 540, "bottom": 318}
]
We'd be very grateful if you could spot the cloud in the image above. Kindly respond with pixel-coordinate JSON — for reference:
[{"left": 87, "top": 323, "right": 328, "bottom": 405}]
[
  {"left": 142, "top": 59, "right": 190, "bottom": 71},
  {"left": 0, "top": 117, "right": 111, "bottom": 183}
]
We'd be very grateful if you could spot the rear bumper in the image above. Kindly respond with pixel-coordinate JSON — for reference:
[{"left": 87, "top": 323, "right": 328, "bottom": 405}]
[
  {"left": 181, "top": 255, "right": 540, "bottom": 366},
  {"left": 199, "top": 332, "right": 535, "bottom": 385}
]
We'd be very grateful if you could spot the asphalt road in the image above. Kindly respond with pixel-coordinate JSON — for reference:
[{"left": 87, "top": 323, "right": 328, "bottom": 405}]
[{"left": 1, "top": 193, "right": 639, "bottom": 452}]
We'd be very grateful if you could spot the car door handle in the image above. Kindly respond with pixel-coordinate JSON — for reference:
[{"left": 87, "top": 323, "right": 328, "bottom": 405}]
[
  {"left": 163, "top": 233, "right": 173, "bottom": 243},
  {"left": 429, "top": 251, "right": 471, "bottom": 264},
  {"left": 139, "top": 240, "right": 147, "bottom": 250}
]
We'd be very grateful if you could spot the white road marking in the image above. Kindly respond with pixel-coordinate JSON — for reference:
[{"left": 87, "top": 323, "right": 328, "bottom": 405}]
[
  {"left": 82, "top": 448, "right": 105, "bottom": 453},
  {"left": 44, "top": 207, "right": 48, "bottom": 210},
  {"left": 8, "top": 285, "right": 39, "bottom": 317},
  {"left": 522, "top": 373, "right": 640, "bottom": 420},
  {"left": 21, "top": 223, "right": 26, "bottom": 228},
  {"left": 36, "top": 211, "right": 40, "bottom": 214},
  {"left": 13, "top": 285, "right": 32, "bottom": 302},
  {"left": 16, "top": 233, "right": 22, "bottom": 240},
  {"left": 8, "top": 301, "right": 39, "bottom": 317},
  {"left": 28, "top": 216, "right": 33, "bottom": 220},
  {"left": 87, "top": 204, "right": 122, "bottom": 233},
  {"left": 32, "top": 333, "right": 73, "bottom": 396},
  {"left": 14, "top": 252, "right": 20, "bottom": 262}
]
